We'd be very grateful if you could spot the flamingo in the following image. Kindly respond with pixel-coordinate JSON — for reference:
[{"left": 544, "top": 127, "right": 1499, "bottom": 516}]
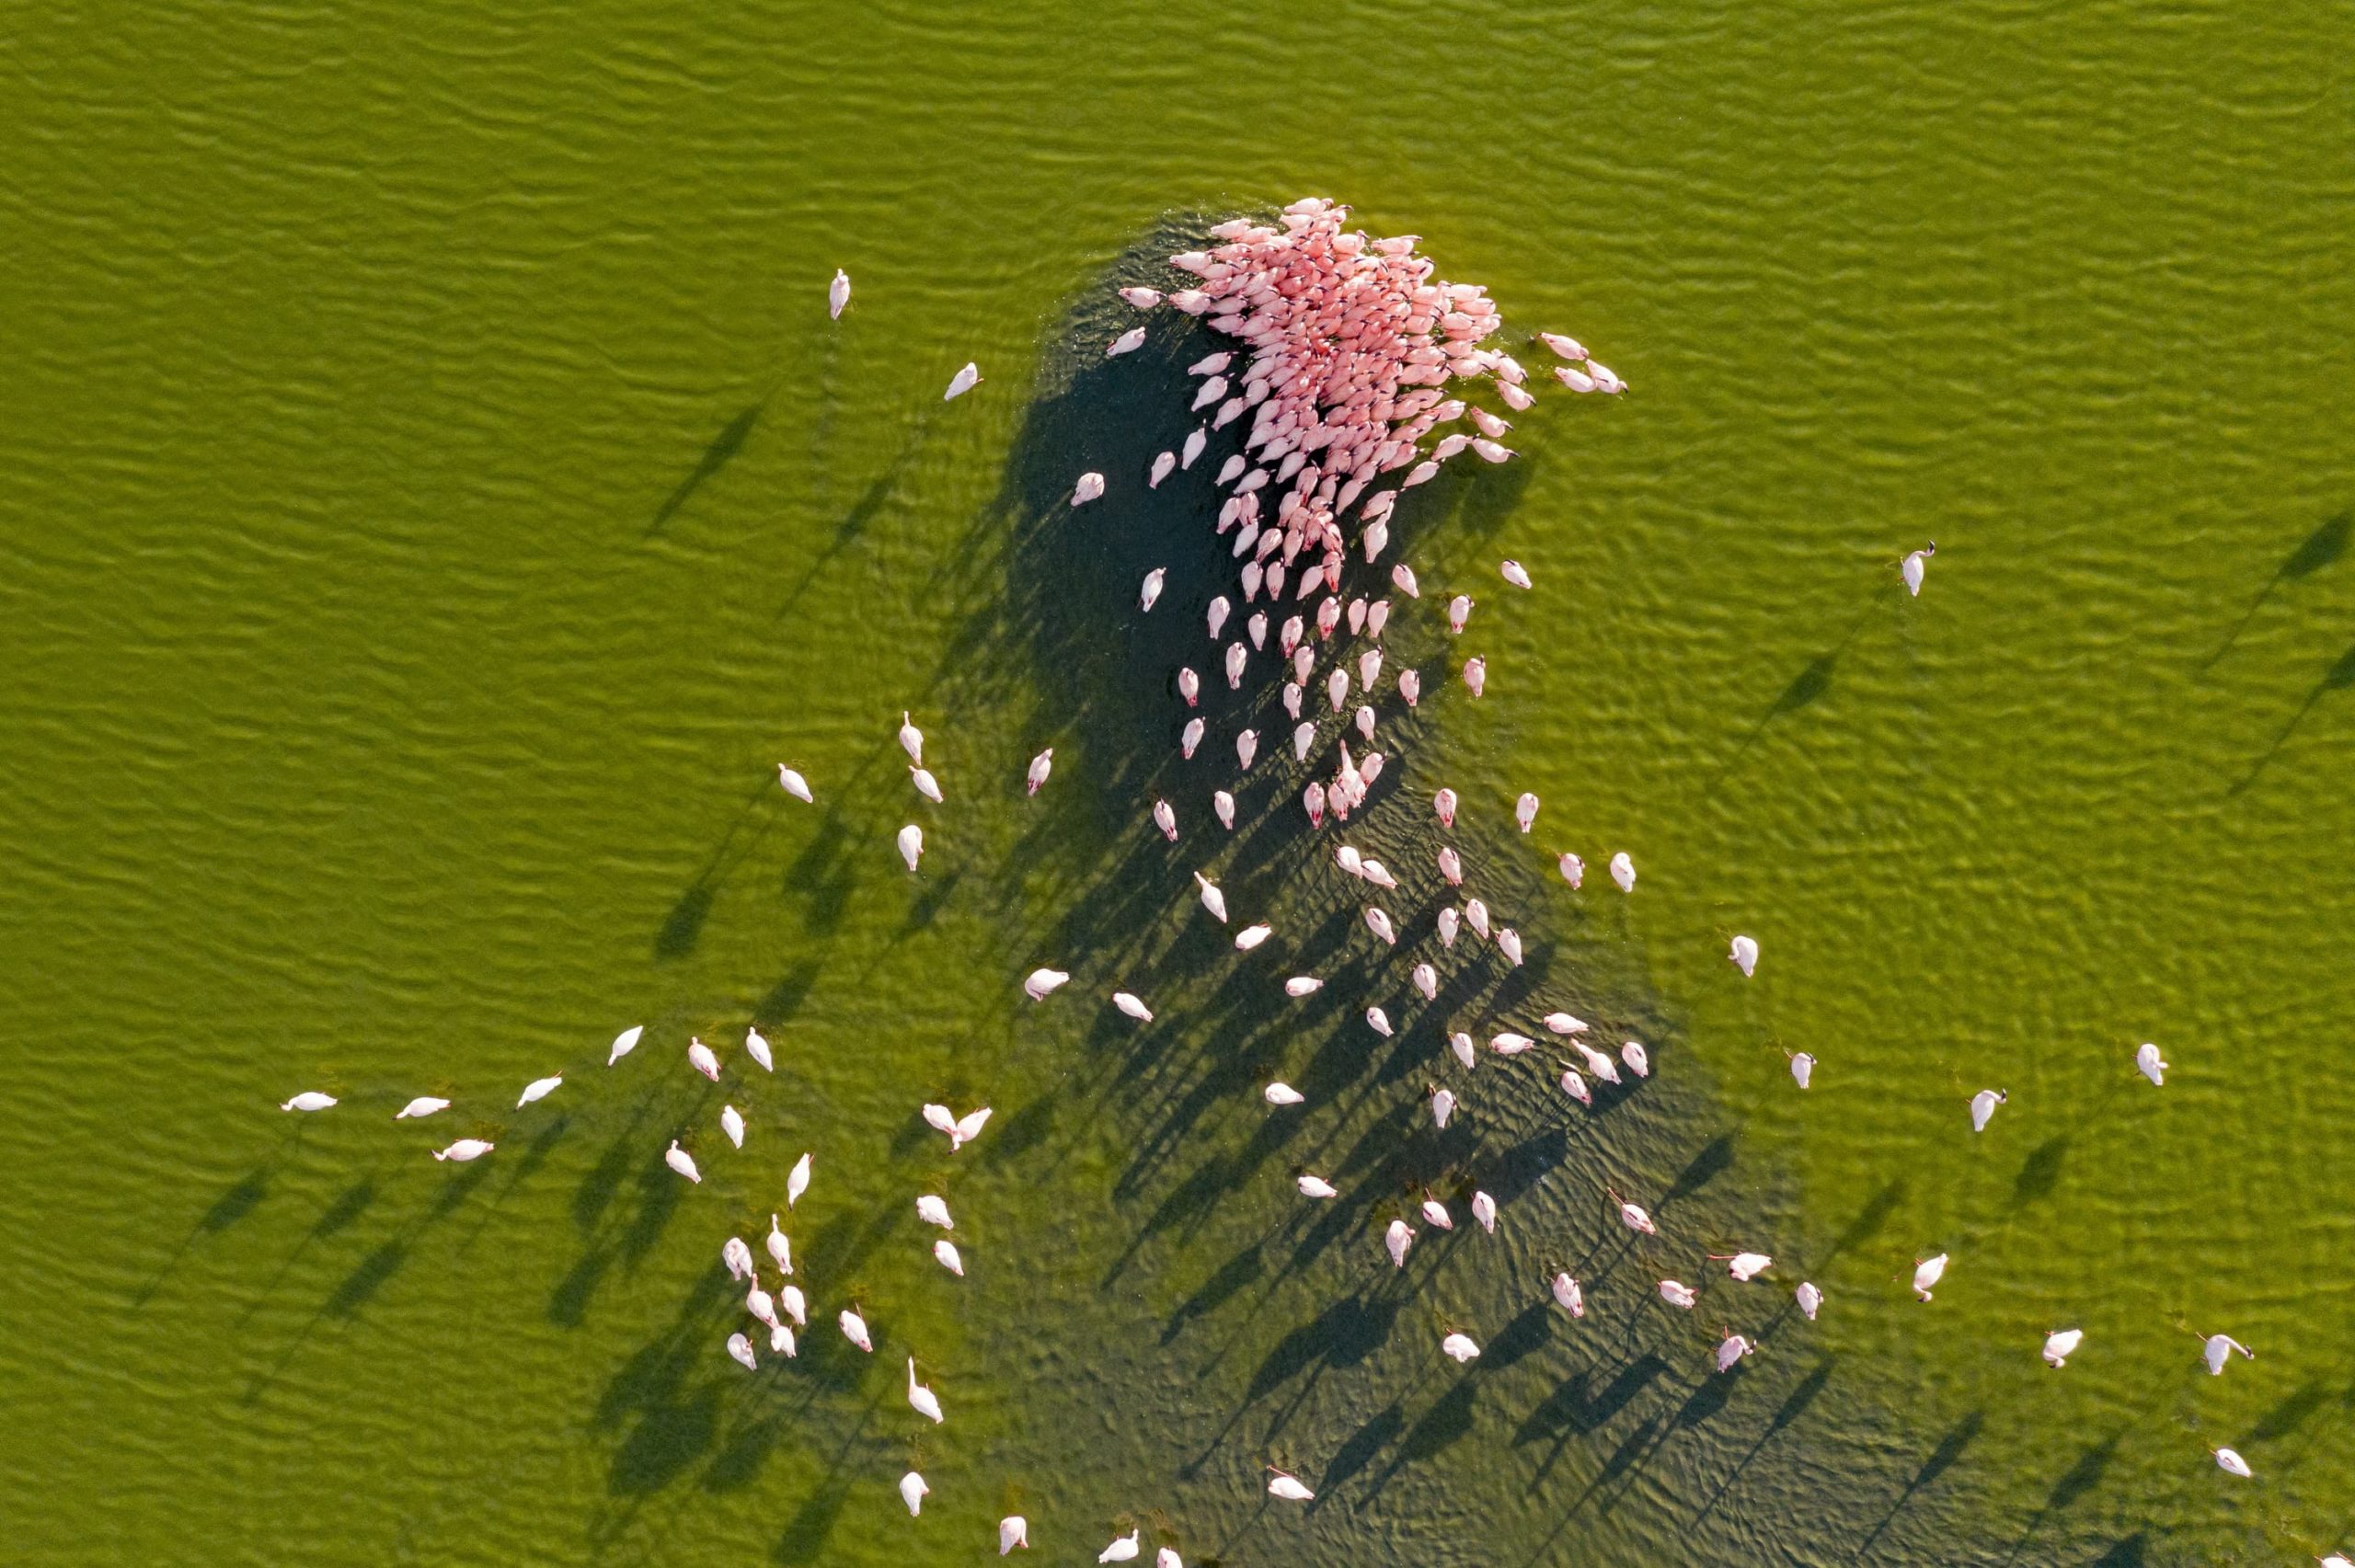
[
  {"left": 787, "top": 1151, "right": 811, "bottom": 1207},
  {"left": 1500, "top": 559, "right": 1532, "bottom": 589},
  {"left": 1970, "top": 1089, "right": 2007, "bottom": 1132},
  {"left": 514, "top": 1075, "right": 561, "bottom": 1109},
  {"left": 1711, "top": 1252, "right": 1773, "bottom": 1282},
  {"left": 1790, "top": 1051, "right": 1816, "bottom": 1089},
  {"left": 1659, "top": 1280, "right": 1698, "bottom": 1309},
  {"left": 1411, "top": 962, "right": 1438, "bottom": 999},
  {"left": 1614, "top": 1194, "right": 1657, "bottom": 1235},
  {"left": 1213, "top": 790, "right": 1235, "bottom": 829},
  {"left": 916, "top": 1195, "right": 953, "bottom": 1230},
  {"left": 1729, "top": 934, "right": 1759, "bottom": 977},
  {"left": 1796, "top": 1281, "right": 1823, "bottom": 1320},
  {"left": 1541, "top": 331, "right": 1587, "bottom": 361},
  {"left": 1716, "top": 1332, "right": 1753, "bottom": 1373},
  {"left": 839, "top": 1307, "right": 873, "bottom": 1353},
  {"left": 1365, "top": 1006, "right": 1394, "bottom": 1037},
  {"left": 1434, "top": 787, "right": 1458, "bottom": 828},
  {"left": 1393, "top": 564, "right": 1420, "bottom": 598},
  {"left": 766, "top": 1214, "right": 792, "bottom": 1275},
  {"left": 1024, "top": 967, "right": 1071, "bottom": 1000},
  {"left": 396, "top": 1096, "right": 448, "bottom": 1119},
  {"left": 1553, "top": 1274, "right": 1585, "bottom": 1316},
  {"left": 1385, "top": 1219, "right": 1414, "bottom": 1266},
  {"left": 911, "top": 766, "right": 943, "bottom": 803},
  {"left": 1298, "top": 1174, "right": 1338, "bottom": 1198},
  {"left": 1265, "top": 1082, "right": 1304, "bottom": 1106},
  {"left": 1436, "top": 908, "right": 1460, "bottom": 947},
  {"left": 1431, "top": 1087, "right": 1457, "bottom": 1128},
  {"left": 935, "top": 1238, "right": 963, "bottom": 1275},
  {"left": 1913, "top": 1253, "right": 1949, "bottom": 1301},
  {"left": 1622, "top": 1040, "right": 1650, "bottom": 1077},
  {"left": 1268, "top": 1470, "right": 1315, "bottom": 1502},
  {"left": 607, "top": 1024, "right": 644, "bottom": 1065},
  {"left": 1463, "top": 657, "right": 1486, "bottom": 696},
  {"left": 899, "top": 711, "right": 924, "bottom": 763},
  {"left": 1363, "top": 906, "right": 1396, "bottom": 945},
  {"left": 907, "top": 1357, "right": 944, "bottom": 1423},
  {"left": 1450, "top": 1033, "right": 1476, "bottom": 1070},
  {"left": 898, "top": 823, "right": 924, "bottom": 872},
  {"left": 728, "top": 1332, "right": 758, "bottom": 1370},
  {"left": 1447, "top": 595, "right": 1474, "bottom": 633},
  {"left": 2214, "top": 1448, "right": 2253, "bottom": 1479},
  {"left": 827, "top": 269, "right": 850, "bottom": 319},
  {"left": 2136, "top": 1042, "right": 2167, "bottom": 1085},
  {"left": 900, "top": 1471, "right": 929, "bottom": 1516},
  {"left": 1515, "top": 792, "right": 1539, "bottom": 831},
  {"left": 1610, "top": 852, "right": 1636, "bottom": 891},
  {"left": 1284, "top": 976, "right": 1322, "bottom": 998},
  {"left": 1195, "top": 873, "right": 1227, "bottom": 922},
  {"left": 1442, "top": 1333, "right": 1481, "bottom": 1364},
  {"left": 1901, "top": 543, "right": 1936, "bottom": 596},
  {"left": 944, "top": 363, "right": 982, "bottom": 399},
  {"left": 281, "top": 1092, "right": 337, "bottom": 1112},
  {"left": 1098, "top": 1531, "right": 1140, "bottom": 1562},
  {"left": 1107, "top": 326, "right": 1145, "bottom": 357},
  {"left": 746, "top": 1027, "right": 774, "bottom": 1071},
  {"left": 777, "top": 765, "right": 814, "bottom": 803},
  {"left": 2201, "top": 1333, "right": 2254, "bottom": 1375},
  {"left": 433, "top": 1138, "right": 494, "bottom": 1162},
  {"left": 1120, "top": 286, "right": 1164, "bottom": 309},
  {"left": 1000, "top": 1516, "right": 1029, "bottom": 1554},
  {"left": 1421, "top": 1196, "right": 1454, "bottom": 1230},
  {"left": 1558, "top": 852, "right": 1584, "bottom": 887},
  {"left": 688, "top": 1037, "right": 720, "bottom": 1080},
  {"left": 1398, "top": 669, "right": 1421, "bottom": 706},
  {"left": 663, "top": 1141, "right": 700, "bottom": 1183},
  {"left": 1472, "top": 1191, "right": 1498, "bottom": 1232},
  {"left": 721, "top": 1104, "right": 746, "bottom": 1149},
  {"left": 2043, "top": 1328, "right": 2083, "bottom": 1368},
  {"left": 1153, "top": 799, "right": 1178, "bottom": 841},
  {"left": 1113, "top": 990, "right": 1155, "bottom": 1022}
]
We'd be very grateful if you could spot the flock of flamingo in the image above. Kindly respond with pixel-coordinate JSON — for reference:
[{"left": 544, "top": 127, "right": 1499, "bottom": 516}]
[{"left": 270, "top": 199, "right": 2334, "bottom": 1563}]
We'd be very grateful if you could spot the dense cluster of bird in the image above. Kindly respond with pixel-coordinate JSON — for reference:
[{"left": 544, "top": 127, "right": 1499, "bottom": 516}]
[{"left": 270, "top": 200, "right": 2316, "bottom": 1557}]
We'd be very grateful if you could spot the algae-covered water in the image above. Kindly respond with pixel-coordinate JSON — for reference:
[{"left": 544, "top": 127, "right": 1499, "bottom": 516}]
[{"left": 5, "top": 2, "right": 2354, "bottom": 1563}]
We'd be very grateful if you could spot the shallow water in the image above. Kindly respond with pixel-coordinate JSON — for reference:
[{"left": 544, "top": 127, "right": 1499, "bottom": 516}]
[{"left": 6, "top": 2, "right": 2355, "bottom": 1563}]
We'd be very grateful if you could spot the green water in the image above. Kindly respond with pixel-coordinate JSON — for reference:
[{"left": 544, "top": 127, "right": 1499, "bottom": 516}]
[{"left": 6, "top": 2, "right": 2355, "bottom": 1563}]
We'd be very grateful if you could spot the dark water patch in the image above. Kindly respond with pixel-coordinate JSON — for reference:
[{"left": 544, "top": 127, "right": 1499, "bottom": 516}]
[
  {"left": 609, "top": 1385, "right": 721, "bottom": 1495},
  {"left": 324, "top": 1239, "right": 408, "bottom": 1318},
  {"left": 2206, "top": 509, "right": 2351, "bottom": 668},
  {"left": 2012, "top": 1136, "right": 2069, "bottom": 1207},
  {"left": 772, "top": 1483, "right": 851, "bottom": 1564}
]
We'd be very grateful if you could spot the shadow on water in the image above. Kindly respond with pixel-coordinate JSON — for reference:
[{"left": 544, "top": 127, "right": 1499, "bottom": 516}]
[
  {"left": 2203, "top": 509, "right": 2350, "bottom": 670},
  {"left": 1715, "top": 607, "right": 1870, "bottom": 784},
  {"left": 648, "top": 395, "right": 768, "bottom": 535},
  {"left": 1848, "top": 1410, "right": 1983, "bottom": 1562},
  {"left": 2229, "top": 636, "right": 2355, "bottom": 796},
  {"left": 135, "top": 1164, "right": 272, "bottom": 1306},
  {"left": 2012, "top": 1136, "right": 2069, "bottom": 1207}
]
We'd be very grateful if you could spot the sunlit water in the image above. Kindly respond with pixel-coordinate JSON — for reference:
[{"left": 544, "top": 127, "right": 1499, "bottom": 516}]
[{"left": 5, "top": 3, "right": 2354, "bottom": 1564}]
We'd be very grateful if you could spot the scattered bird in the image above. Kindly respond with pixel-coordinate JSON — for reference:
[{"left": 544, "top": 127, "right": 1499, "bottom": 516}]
[
  {"left": 689, "top": 1038, "right": 720, "bottom": 1081},
  {"left": 935, "top": 1239, "right": 963, "bottom": 1276},
  {"left": 1796, "top": 1281, "right": 1823, "bottom": 1320},
  {"left": 1729, "top": 934, "right": 1759, "bottom": 977},
  {"left": 907, "top": 1357, "right": 944, "bottom": 1423},
  {"left": 1154, "top": 799, "right": 1178, "bottom": 841},
  {"left": 1099, "top": 1530, "right": 1141, "bottom": 1563},
  {"left": 1363, "top": 906, "right": 1396, "bottom": 945},
  {"left": 1025, "top": 967, "right": 1071, "bottom": 1000},
  {"left": 281, "top": 1092, "right": 337, "bottom": 1113},
  {"left": 728, "top": 1332, "right": 757, "bottom": 1371},
  {"left": 1515, "top": 792, "right": 1540, "bottom": 831},
  {"left": 787, "top": 1151, "right": 812, "bottom": 1207},
  {"left": 1970, "top": 1089, "right": 2007, "bottom": 1132},
  {"left": 1268, "top": 1471, "right": 1315, "bottom": 1502},
  {"left": 1500, "top": 559, "right": 1532, "bottom": 589},
  {"left": 434, "top": 1138, "right": 494, "bottom": 1162},
  {"left": 1442, "top": 1332, "right": 1481, "bottom": 1364},
  {"left": 777, "top": 766, "right": 813, "bottom": 803},
  {"left": 900, "top": 1471, "right": 929, "bottom": 1516},
  {"left": 1553, "top": 1274, "right": 1585, "bottom": 1316},
  {"left": 746, "top": 1027, "right": 774, "bottom": 1071},
  {"left": 1298, "top": 1174, "right": 1338, "bottom": 1198},
  {"left": 916, "top": 1195, "right": 953, "bottom": 1230},
  {"left": 396, "top": 1096, "right": 449, "bottom": 1119},
  {"left": 1421, "top": 1196, "right": 1454, "bottom": 1230},
  {"left": 1113, "top": 990, "right": 1154, "bottom": 1022},
  {"left": 1472, "top": 1191, "right": 1498, "bottom": 1232},
  {"left": 945, "top": 362, "right": 981, "bottom": 400},
  {"left": 828, "top": 269, "right": 851, "bottom": 318},
  {"left": 2043, "top": 1329, "right": 2084, "bottom": 1368},
  {"left": 1431, "top": 1087, "right": 1457, "bottom": 1128},
  {"left": 517, "top": 1074, "right": 562, "bottom": 1109},
  {"left": 1107, "top": 326, "right": 1146, "bottom": 357},
  {"left": 1659, "top": 1280, "right": 1698, "bottom": 1310},
  {"left": 664, "top": 1141, "right": 701, "bottom": 1184},
  {"left": 1541, "top": 331, "right": 1587, "bottom": 360},
  {"left": 1284, "top": 976, "right": 1323, "bottom": 997},
  {"left": 1195, "top": 874, "right": 1227, "bottom": 923},
  {"left": 1610, "top": 853, "right": 1636, "bottom": 891},
  {"left": 1622, "top": 1041, "right": 1650, "bottom": 1076},
  {"left": 1365, "top": 1006, "right": 1393, "bottom": 1036},
  {"left": 1447, "top": 595, "right": 1475, "bottom": 633},
  {"left": 1901, "top": 543, "right": 1936, "bottom": 597},
  {"left": 1140, "top": 568, "right": 1166, "bottom": 611},
  {"left": 911, "top": 766, "right": 943, "bottom": 804},
  {"left": 1072, "top": 472, "right": 1106, "bottom": 506},
  {"left": 607, "top": 1024, "right": 644, "bottom": 1066},
  {"left": 721, "top": 1104, "right": 746, "bottom": 1148},
  {"left": 2136, "top": 1042, "right": 2167, "bottom": 1085},
  {"left": 900, "top": 712, "right": 925, "bottom": 763},
  {"left": 2201, "top": 1333, "right": 2254, "bottom": 1376},
  {"left": 999, "top": 1516, "right": 1029, "bottom": 1555},
  {"left": 1789, "top": 1051, "right": 1816, "bottom": 1089},
  {"left": 1386, "top": 1219, "right": 1414, "bottom": 1266},
  {"left": 1463, "top": 657, "right": 1486, "bottom": 696},
  {"left": 767, "top": 1215, "right": 792, "bottom": 1275},
  {"left": 1913, "top": 1253, "right": 1949, "bottom": 1301},
  {"left": 1434, "top": 787, "right": 1458, "bottom": 828},
  {"left": 898, "top": 824, "right": 925, "bottom": 872},
  {"left": 1265, "top": 1082, "right": 1304, "bottom": 1106},
  {"left": 839, "top": 1307, "right": 873, "bottom": 1353},
  {"left": 1711, "top": 1252, "right": 1773, "bottom": 1282},
  {"left": 2214, "top": 1447, "right": 2253, "bottom": 1479},
  {"left": 1716, "top": 1332, "right": 1753, "bottom": 1373},
  {"left": 1614, "top": 1196, "right": 1658, "bottom": 1235}
]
